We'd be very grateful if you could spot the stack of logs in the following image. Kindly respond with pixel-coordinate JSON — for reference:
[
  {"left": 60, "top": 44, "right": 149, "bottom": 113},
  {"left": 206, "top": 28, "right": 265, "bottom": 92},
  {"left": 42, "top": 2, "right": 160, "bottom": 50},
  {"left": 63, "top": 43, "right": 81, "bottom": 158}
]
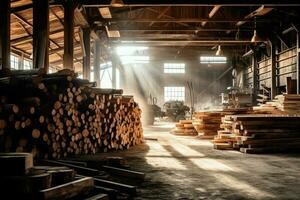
[
  {"left": 213, "top": 115, "right": 300, "bottom": 153},
  {"left": 170, "top": 120, "right": 198, "bottom": 136},
  {"left": 0, "top": 69, "right": 143, "bottom": 159}
]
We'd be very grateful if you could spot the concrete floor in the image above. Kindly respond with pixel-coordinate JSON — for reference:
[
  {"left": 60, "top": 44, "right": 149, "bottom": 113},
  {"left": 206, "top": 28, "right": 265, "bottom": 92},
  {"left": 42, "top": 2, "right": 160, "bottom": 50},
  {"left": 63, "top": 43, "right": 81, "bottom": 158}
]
[{"left": 100, "top": 122, "right": 300, "bottom": 200}]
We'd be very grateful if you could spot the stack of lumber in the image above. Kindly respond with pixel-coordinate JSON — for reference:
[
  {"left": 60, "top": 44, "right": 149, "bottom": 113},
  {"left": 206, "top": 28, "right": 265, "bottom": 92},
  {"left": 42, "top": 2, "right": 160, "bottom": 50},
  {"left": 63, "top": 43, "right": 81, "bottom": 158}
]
[
  {"left": 273, "top": 94, "right": 300, "bottom": 114},
  {"left": 0, "top": 152, "right": 145, "bottom": 199},
  {"left": 0, "top": 69, "right": 143, "bottom": 159},
  {"left": 254, "top": 94, "right": 300, "bottom": 114},
  {"left": 170, "top": 119, "right": 198, "bottom": 136},
  {"left": 213, "top": 115, "right": 300, "bottom": 153},
  {"left": 193, "top": 108, "right": 251, "bottom": 139},
  {"left": 193, "top": 112, "right": 222, "bottom": 139}
]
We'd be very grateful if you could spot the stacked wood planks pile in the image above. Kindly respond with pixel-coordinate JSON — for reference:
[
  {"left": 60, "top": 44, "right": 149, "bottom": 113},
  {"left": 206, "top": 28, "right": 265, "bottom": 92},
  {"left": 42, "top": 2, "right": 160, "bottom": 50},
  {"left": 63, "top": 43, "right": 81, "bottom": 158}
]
[
  {"left": 0, "top": 69, "right": 143, "bottom": 159},
  {"left": 273, "top": 94, "right": 300, "bottom": 114},
  {"left": 213, "top": 115, "right": 300, "bottom": 153},
  {"left": 193, "top": 112, "right": 222, "bottom": 139},
  {"left": 254, "top": 94, "right": 300, "bottom": 114},
  {"left": 170, "top": 120, "right": 198, "bottom": 136},
  {"left": 193, "top": 108, "right": 251, "bottom": 139},
  {"left": 0, "top": 152, "right": 145, "bottom": 199}
]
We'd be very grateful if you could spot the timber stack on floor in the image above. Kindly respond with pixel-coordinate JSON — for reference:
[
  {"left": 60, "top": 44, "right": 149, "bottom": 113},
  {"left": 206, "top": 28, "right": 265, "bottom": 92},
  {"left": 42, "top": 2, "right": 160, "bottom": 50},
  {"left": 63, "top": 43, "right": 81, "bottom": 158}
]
[
  {"left": 0, "top": 153, "right": 145, "bottom": 200},
  {"left": 273, "top": 94, "right": 300, "bottom": 114},
  {"left": 213, "top": 115, "right": 300, "bottom": 153},
  {"left": 193, "top": 108, "right": 251, "bottom": 139},
  {"left": 0, "top": 69, "right": 144, "bottom": 159},
  {"left": 170, "top": 120, "right": 198, "bottom": 136},
  {"left": 253, "top": 94, "right": 300, "bottom": 114},
  {"left": 193, "top": 112, "right": 222, "bottom": 139}
]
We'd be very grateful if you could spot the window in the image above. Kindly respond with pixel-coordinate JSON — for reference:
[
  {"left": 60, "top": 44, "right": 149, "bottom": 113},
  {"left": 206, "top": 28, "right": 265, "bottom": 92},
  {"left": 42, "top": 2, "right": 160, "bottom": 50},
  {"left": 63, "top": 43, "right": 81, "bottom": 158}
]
[
  {"left": 200, "top": 56, "right": 227, "bottom": 64},
  {"left": 164, "top": 63, "right": 185, "bottom": 73},
  {"left": 49, "top": 67, "right": 57, "bottom": 74},
  {"left": 23, "top": 60, "right": 32, "bottom": 70},
  {"left": 10, "top": 55, "right": 19, "bottom": 70},
  {"left": 164, "top": 87, "right": 185, "bottom": 102}
]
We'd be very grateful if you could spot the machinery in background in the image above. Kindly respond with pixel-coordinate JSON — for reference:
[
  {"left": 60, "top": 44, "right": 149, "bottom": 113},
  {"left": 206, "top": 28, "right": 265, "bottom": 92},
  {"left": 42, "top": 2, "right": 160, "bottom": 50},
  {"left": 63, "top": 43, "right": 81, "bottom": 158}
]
[
  {"left": 163, "top": 101, "right": 190, "bottom": 122},
  {"left": 145, "top": 94, "right": 163, "bottom": 125},
  {"left": 221, "top": 68, "right": 252, "bottom": 108}
]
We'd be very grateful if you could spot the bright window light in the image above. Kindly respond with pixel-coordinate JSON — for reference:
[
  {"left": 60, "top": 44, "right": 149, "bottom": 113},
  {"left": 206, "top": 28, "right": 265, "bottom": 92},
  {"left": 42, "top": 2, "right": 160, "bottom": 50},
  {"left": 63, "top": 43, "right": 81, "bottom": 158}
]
[
  {"left": 100, "top": 61, "right": 112, "bottom": 69},
  {"left": 120, "top": 56, "right": 149, "bottom": 64},
  {"left": 116, "top": 46, "right": 148, "bottom": 56},
  {"left": 200, "top": 56, "right": 227, "bottom": 64},
  {"left": 10, "top": 55, "right": 19, "bottom": 70},
  {"left": 164, "top": 87, "right": 185, "bottom": 102},
  {"left": 164, "top": 63, "right": 185, "bottom": 73},
  {"left": 23, "top": 60, "right": 32, "bottom": 70}
]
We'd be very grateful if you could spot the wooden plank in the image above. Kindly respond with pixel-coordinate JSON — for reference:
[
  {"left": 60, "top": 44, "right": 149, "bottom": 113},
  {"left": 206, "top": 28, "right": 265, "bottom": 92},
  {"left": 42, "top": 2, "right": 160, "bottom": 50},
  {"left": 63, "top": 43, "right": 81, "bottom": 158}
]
[
  {"left": 93, "top": 177, "right": 136, "bottom": 195},
  {"left": 0, "top": 153, "right": 33, "bottom": 176},
  {"left": 40, "top": 160, "right": 99, "bottom": 176},
  {"left": 84, "top": 193, "right": 109, "bottom": 200},
  {"left": 38, "top": 177, "right": 94, "bottom": 200},
  {"left": 94, "top": 186, "right": 118, "bottom": 199},
  {"left": 102, "top": 165, "right": 145, "bottom": 180},
  {"left": 58, "top": 160, "right": 88, "bottom": 167}
]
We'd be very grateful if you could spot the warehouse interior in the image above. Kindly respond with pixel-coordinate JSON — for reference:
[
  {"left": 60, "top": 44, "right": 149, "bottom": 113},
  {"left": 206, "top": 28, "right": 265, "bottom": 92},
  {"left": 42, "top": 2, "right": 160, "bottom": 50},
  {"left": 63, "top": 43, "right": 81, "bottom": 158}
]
[{"left": 1, "top": 1, "right": 300, "bottom": 200}]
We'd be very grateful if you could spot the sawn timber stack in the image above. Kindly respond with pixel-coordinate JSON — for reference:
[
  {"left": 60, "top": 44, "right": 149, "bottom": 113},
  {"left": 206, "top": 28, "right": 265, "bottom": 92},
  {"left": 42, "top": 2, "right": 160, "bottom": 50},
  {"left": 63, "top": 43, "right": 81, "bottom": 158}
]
[{"left": 213, "top": 115, "right": 300, "bottom": 153}]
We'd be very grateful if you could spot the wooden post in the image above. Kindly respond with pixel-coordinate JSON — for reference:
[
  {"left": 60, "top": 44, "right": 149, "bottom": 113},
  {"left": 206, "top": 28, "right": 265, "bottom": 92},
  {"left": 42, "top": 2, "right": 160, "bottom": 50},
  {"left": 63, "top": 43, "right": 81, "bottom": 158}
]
[
  {"left": 83, "top": 28, "right": 91, "bottom": 80},
  {"left": 63, "top": 0, "right": 75, "bottom": 70},
  {"left": 94, "top": 40, "right": 101, "bottom": 87},
  {"left": 252, "top": 51, "right": 258, "bottom": 104},
  {"left": 297, "top": 30, "right": 300, "bottom": 94},
  {"left": 270, "top": 39, "right": 277, "bottom": 99},
  {"left": 0, "top": 0, "right": 11, "bottom": 70},
  {"left": 111, "top": 55, "right": 117, "bottom": 89},
  {"left": 32, "top": 0, "right": 49, "bottom": 71}
]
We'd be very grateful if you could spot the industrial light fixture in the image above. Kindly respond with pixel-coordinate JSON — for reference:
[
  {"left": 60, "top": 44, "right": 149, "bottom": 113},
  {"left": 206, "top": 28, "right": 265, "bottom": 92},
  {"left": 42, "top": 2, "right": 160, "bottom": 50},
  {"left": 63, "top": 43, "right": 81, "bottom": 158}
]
[
  {"left": 110, "top": 0, "right": 124, "bottom": 7},
  {"left": 251, "top": 17, "right": 263, "bottom": 43},
  {"left": 215, "top": 45, "right": 222, "bottom": 56}
]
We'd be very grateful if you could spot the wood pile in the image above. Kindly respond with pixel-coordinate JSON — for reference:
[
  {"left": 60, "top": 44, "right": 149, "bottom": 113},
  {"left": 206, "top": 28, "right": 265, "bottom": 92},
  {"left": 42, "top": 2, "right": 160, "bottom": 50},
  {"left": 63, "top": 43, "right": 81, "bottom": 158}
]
[
  {"left": 0, "top": 69, "right": 143, "bottom": 159},
  {"left": 0, "top": 152, "right": 145, "bottom": 200},
  {"left": 273, "top": 94, "right": 300, "bottom": 114},
  {"left": 193, "top": 108, "right": 251, "bottom": 139},
  {"left": 170, "top": 120, "right": 198, "bottom": 136},
  {"left": 193, "top": 112, "right": 222, "bottom": 139},
  {"left": 254, "top": 94, "right": 300, "bottom": 114},
  {"left": 213, "top": 114, "right": 300, "bottom": 153}
]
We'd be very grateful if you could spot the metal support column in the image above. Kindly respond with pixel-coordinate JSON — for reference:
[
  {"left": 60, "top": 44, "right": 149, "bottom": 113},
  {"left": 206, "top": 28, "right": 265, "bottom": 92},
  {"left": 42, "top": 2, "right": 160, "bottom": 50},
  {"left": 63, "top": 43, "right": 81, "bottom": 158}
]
[
  {"left": 297, "top": 30, "right": 300, "bottom": 94},
  {"left": 270, "top": 40, "right": 277, "bottom": 99},
  {"left": 0, "top": 0, "right": 11, "bottom": 70},
  {"left": 111, "top": 54, "right": 117, "bottom": 89},
  {"left": 33, "top": 0, "right": 49, "bottom": 71},
  {"left": 94, "top": 40, "right": 101, "bottom": 87},
  {"left": 63, "top": 0, "right": 75, "bottom": 70},
  {"left": 82, "top": 28, "right": 91, "bottom": 80},
  {"left": 252, "top": 51, "right": 259, "bottom": 104}
]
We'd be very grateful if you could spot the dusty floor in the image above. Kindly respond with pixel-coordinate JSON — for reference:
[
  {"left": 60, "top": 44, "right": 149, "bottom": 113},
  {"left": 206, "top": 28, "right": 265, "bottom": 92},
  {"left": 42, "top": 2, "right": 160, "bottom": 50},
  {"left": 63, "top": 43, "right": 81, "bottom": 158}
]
[{"left": 96, "top": 122, "right": 300, "bottom": 200}]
